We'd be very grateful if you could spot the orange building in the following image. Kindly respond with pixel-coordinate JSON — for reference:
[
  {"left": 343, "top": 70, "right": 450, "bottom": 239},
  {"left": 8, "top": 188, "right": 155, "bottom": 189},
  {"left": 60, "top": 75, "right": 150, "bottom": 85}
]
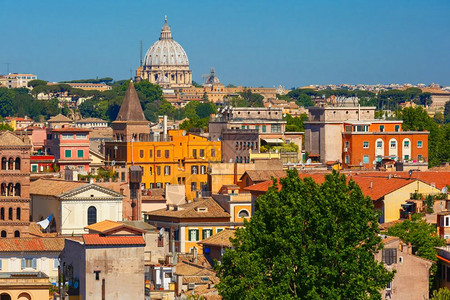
[
  {"left": 105, "top": 81, "right": 221, "bottom": 200},
  {"left": 342, "top": 120, "right": 428, "bottom": 168}
]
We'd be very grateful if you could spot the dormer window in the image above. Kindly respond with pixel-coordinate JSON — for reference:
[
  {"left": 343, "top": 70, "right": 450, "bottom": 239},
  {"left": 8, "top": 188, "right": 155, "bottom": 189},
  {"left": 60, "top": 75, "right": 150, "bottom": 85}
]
[{"left": 196, "top": 207, "right": 208, "bottom": 212}]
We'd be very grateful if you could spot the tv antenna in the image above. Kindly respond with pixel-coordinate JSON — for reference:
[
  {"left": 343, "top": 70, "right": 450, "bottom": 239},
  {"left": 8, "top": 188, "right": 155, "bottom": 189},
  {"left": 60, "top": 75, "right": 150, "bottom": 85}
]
[
  {"left": 3, "top": 63, "right": 10, "bottom": 74},
  {"left": 140, "top": 40, "right": 143, "bottom": 66}
]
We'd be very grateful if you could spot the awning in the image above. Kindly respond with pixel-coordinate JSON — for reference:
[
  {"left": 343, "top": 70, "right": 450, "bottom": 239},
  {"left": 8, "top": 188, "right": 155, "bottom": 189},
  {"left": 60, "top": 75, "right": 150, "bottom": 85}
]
[{"left": 262, "top": 138, "right": 284, "bottom": 144}]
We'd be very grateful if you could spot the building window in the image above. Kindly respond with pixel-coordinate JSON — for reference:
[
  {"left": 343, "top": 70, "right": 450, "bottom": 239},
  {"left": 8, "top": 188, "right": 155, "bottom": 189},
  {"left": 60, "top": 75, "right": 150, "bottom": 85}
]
[
  {"left": 344, "top": 141, "right": 349, "bottom": 148},
  {"left": 395, "top": 125, "right": 400, "bottom": 132},
  {"left": 382, "top": 248, "right": 397, "bottom": 265},
  {"left": 345, "top": 155, "right": 349, "bottom": 164},
  {"left": 189, "top": 229, "right": 199, "bottom": 241},
  {"left": 199, "top": 149, "right": 204, "bottom": 158},
  {"left": 62, "top": 134, "right": 73, "bottom": 140},
  {"left": 271, "top": 124, "right": 281, "bottom": 133},
  {"left": 377, "top": 141, "right": 383, "bottom": 148},
  {"left": 8, "top": 207, "right": 12, "bottom": 220},
  {"left": 262, "top": 125, "right": 266, "bottom": 133},
  {"left": 150, "top": 167, "right": 153, "bottom": 175},
  {"left": 193, "top": 149, "right": 197, "bottom": 158},
  {"left": 216, "top": 228, "right": 224, "bottom": 233},
  {"left": 0, "top": 230, "right": 6, "bottom": 238},
  {"left": 238, "top": 209, "right": 250, "bottom": 218},
  {"left": 157, "top": 150, "right": 161, "bottom": 157},
  {"left": 418, "top": 154, "right": 423, "bottom": 162},
  {"left": 380, "top": 125, "right": 385, "bottom": 132},
  {"left": 139, "top": 150, "right": 144, "bottom": 158},
  {"left": 14, "top": 230, "right": 20, "bottom": 237},
  {"left": 211, "top": 149, "right": 215, "bottom": 157},
  {"left": 202, "top": 229, "right": 213, "bottom": 239},
  {"left": 16, "top": 207, "right": 20, "bottom": 220},
  {"left": 390, "top": 140, "right": 397, "bottom": 148},
  {"left": 158, "top": 236, "right": 164, "bottom": 247},
  {"left": 77, "top": 150, "right": 84, "bottom": 158},
  {"left": 191, "top": 166, "right": 198, "bottom": 174},
  {"left": 65, "top": 150, "right": 71, "bottom": 158},
  {"left": 363, "top": 155, "right": 369, "bottom": 164},
  {"left": 200, "top": 165, "right": 206, "bottom": 174},
  {"left": 76, "top": 134, "right": 87, "bottom": 140},
  {"left": 121, "top": 172, "right": 125, "bottom": 182},
  {"left": 344, "top": 125, "right": 352, "bottom": 132},
  {"left": 87, "top": 206, "right": 97, "bottom": 225},
  {"left": 165, "top": 150, "right": 170, "bottom": 158},
  {"left": 363, "top": 141, "right": 369, "bottom": 148},
  {"left": 164, "top": 166, "right": 171, "bottom": 175},
  {"left": 149, "top": 149, "right": 153, "bottom": 158},
  {"left": 22, "top": 258, "right": 37, "bottom": 269},
  {"left": 157, "top": 166, "right": 161, "bottom": 175},
  {"left": 53, "top": 259, "right": 59, "bottom": 269},
  {"left": 404, "top": 155, "right": 409, "bottom": 160},
  {"left": 403, "top": 140, "right": 410, "bottom": 148},
  {"left": 191, "top": 182, "right": 197, "bottom": 191},
  {"left": 417, "top": 141, "right": 423, "bottom": 148}
]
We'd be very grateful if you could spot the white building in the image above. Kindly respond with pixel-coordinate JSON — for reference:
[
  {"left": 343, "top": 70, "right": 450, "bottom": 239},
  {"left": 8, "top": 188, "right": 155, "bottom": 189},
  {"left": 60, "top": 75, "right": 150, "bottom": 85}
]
[
  {"left": 30, "top": 179, "right": 124, "bottom": 235},
  {"left": 0, "top": 237, "right": 64, "bottom": 284}
]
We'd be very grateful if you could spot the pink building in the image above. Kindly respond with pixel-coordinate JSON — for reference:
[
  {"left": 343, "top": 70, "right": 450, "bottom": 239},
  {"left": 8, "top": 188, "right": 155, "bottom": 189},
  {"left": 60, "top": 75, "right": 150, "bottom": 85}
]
[
  {"left": 16, "top": 126, "right": 47, "bottom": 153},
  {"left": 45, "top": 128, "right": 91, "bottom": 173}
]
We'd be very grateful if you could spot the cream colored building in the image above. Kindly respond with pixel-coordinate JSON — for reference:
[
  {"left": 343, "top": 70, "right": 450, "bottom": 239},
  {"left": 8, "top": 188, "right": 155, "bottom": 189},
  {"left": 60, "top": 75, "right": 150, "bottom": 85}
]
[
  {"left": 3, "top": 73, "right": 37, "bottom": 89},
  {"left": 138, "top": 17, "right": 192, "bottom": 89},
  {"left": 30, "top": 179, "right": 124, "bottom": 235},
  {"left": 0, "top": 272, "right": 51, "bottom": 300},
  {"left": 0, "top": 237, "right": 64, "bottom": 284}
]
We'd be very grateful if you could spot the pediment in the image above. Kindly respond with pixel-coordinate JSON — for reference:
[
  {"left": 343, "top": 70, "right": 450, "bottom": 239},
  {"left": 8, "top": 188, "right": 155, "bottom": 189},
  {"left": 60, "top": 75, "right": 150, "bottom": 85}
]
[{"left": 59, "top": 184, "right": 123, "bottom": 200}]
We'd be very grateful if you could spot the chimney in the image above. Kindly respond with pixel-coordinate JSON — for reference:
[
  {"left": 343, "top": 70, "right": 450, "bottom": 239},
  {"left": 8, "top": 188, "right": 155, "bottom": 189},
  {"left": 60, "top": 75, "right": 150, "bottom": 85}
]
[
  {"left": 369, "top": 181, "right": 373, "bottom": 189},
  {"left": 192, "top": 247, "right": 198, "bottom": 264},
  {"left": 407, "top": 243, "right": 412, "bottom": 255},
  {"left": 163, "top": 115, "right": 168, "bottom": 138}
]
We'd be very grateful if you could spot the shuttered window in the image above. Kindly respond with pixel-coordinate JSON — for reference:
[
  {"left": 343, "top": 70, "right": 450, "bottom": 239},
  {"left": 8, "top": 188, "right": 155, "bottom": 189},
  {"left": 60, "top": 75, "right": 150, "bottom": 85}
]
[
  {"left": 189, "top": 229, "right": 199, "bottom": 241},
  {"left": 382, "top": 248, "right": 397, "bottom": 265},
  {"left": 202, "top": 229, "right": 213, "bottom": 239}
]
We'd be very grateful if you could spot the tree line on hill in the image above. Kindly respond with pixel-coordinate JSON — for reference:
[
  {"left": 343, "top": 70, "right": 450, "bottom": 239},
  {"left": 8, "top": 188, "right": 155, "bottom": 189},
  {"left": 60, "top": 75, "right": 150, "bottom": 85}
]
[{"left": 278, "top": 87, "right": 432, "bottom": 110}]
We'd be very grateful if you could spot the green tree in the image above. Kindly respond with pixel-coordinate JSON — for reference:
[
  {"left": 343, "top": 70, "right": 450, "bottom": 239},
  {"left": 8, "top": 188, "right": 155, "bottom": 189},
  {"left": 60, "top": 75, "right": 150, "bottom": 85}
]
[
  {"left": 444, "top": 101, "right": 450, "bottom": 123},
  {"left": 238, "top": 89, "right": 264, "bottom": 107},
  {"left": 27, "top": 79, "right": 48, "bottom": 88},
  {"left": 0, "top": 88, "right": 16, "bottom": 117},
  {"left": 0, "top": 123, "right": 14, "bottom": 131},
  {"left": 157, "top": 101, "right": 176, "bottom": 119},
  {"left": 216, "top": 170, "right": 394, "bottom": 299},
  {"left": 431, "top": 288, "right": 450, "bottom": 300},
  {"left": 283, "top": 113, "right": 308, "bottom": 132},
  {"left": 192, "top": 81, "right": 202, "bottom": 88}
]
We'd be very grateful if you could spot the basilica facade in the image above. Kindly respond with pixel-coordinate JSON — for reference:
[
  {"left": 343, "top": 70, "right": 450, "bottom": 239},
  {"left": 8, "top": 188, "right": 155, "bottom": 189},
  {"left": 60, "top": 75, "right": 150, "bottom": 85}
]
[{"left": 137, "top": 17, "right": 192, "bottom": 89}]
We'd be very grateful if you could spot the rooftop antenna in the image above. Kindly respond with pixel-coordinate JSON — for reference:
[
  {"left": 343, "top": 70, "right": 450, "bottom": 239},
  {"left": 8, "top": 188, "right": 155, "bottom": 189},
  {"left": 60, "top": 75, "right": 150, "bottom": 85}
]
[
  {"left": 140, "top": 40, "right": 143, "bottom": 66},
  {"left": 3, "top": 63, "right": 10, "bottom": 74},
  {"left": 129, "top": 69, "right": 133, "bottom": 79}
]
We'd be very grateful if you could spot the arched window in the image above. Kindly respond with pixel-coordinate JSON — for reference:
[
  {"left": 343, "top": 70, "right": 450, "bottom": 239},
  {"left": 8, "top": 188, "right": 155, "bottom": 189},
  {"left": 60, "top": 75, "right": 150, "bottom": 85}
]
[
  {"left": 0, "top": 183, "right": 5, "bottom": 196},
  {"left": 14, "top": 183, "right": 20, "bottom": 197},
  {"left": 8, "top": 207, "right": 13, "bottom": 220},
  {"left": 0, "top": 207, "right": 4, "bottom": 220},
  {"left": 1, "top": 157, "right": 6, "bottom": 170},
  {"left": 14, "top": 231, "right": 20, "bottom": 238},
  {"left": 87, "top": 206, "right": 97, "bottom": 225},
  {"left": 238, "top": 209, "right": 250, "bottom": 218},
  {"left": 1, "top": 230, "right": 6, "bottom": 238},
  {"left": 17, "top": 292, "right": 30, "bottom": 300},
  {"left": 15, "top": 157, "right": 20, "bottom": 170},
  {"left": 7, "top": 183, "right": 13, "bottom": 196},
  {"left": 8, "top": 158, "right": 14, "bottom": 170},
  {"left": 16, "top": 207, "right": 21, "bottom": 220}
]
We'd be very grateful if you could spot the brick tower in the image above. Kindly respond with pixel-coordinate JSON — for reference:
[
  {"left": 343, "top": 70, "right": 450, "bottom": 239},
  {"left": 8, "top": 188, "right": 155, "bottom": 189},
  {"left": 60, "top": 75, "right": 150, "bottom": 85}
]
[{"left": 0, "top": 131, "right": 32, "bottom": 238}]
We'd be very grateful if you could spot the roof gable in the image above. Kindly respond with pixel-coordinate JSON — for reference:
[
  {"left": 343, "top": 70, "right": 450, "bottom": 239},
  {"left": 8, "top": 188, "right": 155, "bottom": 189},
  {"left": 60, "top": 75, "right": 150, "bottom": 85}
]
[
  {"left": 59, "top": 184, "right": 124, "bottom": 199},
  {"left": 85, "top": 220, "right": 146, "bottom": 235},
  {"left": 146, "top": 198, "right": 230, "bottom": 219},
  {"left": 0, "top": 131, "right": 30, "bottom": 146}
]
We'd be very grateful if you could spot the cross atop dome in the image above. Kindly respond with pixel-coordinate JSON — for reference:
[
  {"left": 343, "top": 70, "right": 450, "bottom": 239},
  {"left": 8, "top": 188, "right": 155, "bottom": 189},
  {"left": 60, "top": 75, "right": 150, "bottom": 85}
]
[{"left": 160, "top": 16, "right": 172, "bottom": 40}]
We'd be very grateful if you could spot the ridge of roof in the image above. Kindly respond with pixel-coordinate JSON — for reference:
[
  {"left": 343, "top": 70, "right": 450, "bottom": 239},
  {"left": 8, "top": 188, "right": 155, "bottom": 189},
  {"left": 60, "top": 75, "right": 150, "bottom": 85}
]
[{"left": 146, "top": 198, "right": 230, "bottom": 219}]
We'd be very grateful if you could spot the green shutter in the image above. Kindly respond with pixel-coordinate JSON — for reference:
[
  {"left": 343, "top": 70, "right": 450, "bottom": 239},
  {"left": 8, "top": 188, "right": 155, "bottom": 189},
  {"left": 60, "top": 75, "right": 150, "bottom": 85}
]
[
  {"left": 202, "top": 229, "right": 207, "bottom": 239},
  {"left": 196, "top": 229, "right": 199, "bottom": 241},
  {"left": 65, "top": 150, "right": 71, "bottom": 158},
  {"left": 77, "top": 150, "right": 83, "bottom": 158}
]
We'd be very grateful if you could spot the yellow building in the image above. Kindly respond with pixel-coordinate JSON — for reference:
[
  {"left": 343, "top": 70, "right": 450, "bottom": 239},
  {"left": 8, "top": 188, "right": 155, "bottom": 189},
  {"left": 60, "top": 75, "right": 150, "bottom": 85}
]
[
  {"left": 0, "top": 272, "right": 52, "bottom": 300},
  {"left": 146, "top": 198, "right": 231, "bottom": 253},
  {"left": 105, "top": 81, "right": 221, "bottom": 200}
]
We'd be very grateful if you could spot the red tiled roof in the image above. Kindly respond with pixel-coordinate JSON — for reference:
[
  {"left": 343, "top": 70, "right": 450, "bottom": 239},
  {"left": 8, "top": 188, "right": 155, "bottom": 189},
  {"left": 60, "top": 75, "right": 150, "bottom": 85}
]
[
  {"left": 0, "top": 237, "right": 65, "bottom": 252},
  {"left": 245, "top": 171, "right": 449, "bottom": 200},
  {"left": 82, "top": 234, "right": 145, "bottom": 246}
]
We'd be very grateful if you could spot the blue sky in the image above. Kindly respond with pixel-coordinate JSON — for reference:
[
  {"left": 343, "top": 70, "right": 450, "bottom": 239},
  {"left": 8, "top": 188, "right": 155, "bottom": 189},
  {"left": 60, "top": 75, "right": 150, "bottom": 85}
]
[{"left": 1, "top": 0, "right": 449, "bottom": 87}]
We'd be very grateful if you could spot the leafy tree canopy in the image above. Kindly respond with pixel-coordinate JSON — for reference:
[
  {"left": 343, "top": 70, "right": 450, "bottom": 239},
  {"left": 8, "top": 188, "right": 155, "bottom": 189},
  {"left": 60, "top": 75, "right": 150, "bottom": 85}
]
[
  {"left": 216, "top": 170, "right": 394, "bottom": 299},
  {"left": 283, "top": 113, "right": 308, "bottom": 132}
]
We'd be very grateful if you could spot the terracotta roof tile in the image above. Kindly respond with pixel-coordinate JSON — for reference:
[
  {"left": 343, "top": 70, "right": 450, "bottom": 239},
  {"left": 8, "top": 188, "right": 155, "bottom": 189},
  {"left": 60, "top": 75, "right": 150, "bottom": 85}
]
[
  {"left": 240, "top": 170, "right": 286, "bottom": 182},
  {"left": 244, "top": 171, "right": 449, "bottom": 200},
  {"left": 30, "top": 179, "right": 87, "bottom": 196},
  {"left": 146, "top": 198, "right": 230, "bottom": 219},
  {"left": 198, "top": 229, "right": 235, "bottom": 248},
  {"left": 47, "top": 114, "right": 72, "bottom": 123},
  {"left": 0, "top": 237, "right": 65, "bottom": 252},
  {"left": 85, "top": 220, "right": 147, "bottom": 234},
  {"left": 82, "top": 234, "right": 145, "bottom": 246}
]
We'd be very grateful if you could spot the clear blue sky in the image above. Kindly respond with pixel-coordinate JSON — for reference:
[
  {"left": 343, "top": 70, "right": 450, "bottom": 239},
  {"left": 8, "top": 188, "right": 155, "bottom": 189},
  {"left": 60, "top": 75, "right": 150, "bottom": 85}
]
[{"left": 1, "top": 0, "right": 449, "bottom": 87}]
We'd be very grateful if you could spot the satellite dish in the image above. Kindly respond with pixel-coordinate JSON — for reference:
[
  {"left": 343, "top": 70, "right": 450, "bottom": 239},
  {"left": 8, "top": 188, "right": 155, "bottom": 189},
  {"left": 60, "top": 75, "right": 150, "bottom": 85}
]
[
  {"left": 182, "top": 131, "right": 187, "bottom": 136},
  {"left": 409, "top": 170, "right": 413, "bottom": 177},
  {"left": 111, "top": 160, "right": 115, "bottom": 166},
  {"left": 159, "top": 228, "right": 165, "bottom": 237},
  {"left": 443, "top": 186, "right": 448, "bottom": 194},
  {"left": 306, "top": 158, "right": 311, "bottom": 165},
  {"left": 372, "top": 160, "right": 376, "bottom": 165}
]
